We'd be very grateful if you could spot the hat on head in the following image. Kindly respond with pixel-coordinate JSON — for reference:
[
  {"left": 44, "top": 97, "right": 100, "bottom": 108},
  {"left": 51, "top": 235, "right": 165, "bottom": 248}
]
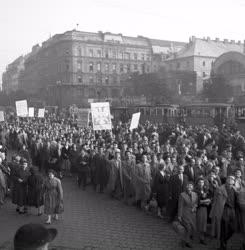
[{"left": 14, "top": 223, "right": 57, "bottom": 250}]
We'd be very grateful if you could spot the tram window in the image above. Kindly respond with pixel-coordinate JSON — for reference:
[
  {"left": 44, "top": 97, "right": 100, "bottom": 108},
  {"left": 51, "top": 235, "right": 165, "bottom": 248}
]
[{"left": 146, "top": 108, "right": 150, "bottom": 116}]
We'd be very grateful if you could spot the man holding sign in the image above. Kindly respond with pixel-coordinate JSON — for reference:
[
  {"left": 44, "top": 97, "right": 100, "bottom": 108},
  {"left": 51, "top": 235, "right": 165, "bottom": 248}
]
[{"left": 130, "top": 112, "right": 141, "bottom": 131}]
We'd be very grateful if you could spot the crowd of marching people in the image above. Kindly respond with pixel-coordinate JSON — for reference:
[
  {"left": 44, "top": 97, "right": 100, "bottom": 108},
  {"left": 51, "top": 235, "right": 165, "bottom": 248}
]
[{"left": 0, "top": 112, "right": 245, "bottom": 249}]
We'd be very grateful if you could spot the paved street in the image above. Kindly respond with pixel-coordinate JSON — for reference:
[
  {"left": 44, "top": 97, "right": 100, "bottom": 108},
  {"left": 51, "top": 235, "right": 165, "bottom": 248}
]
[{"left": 0, "top": 177, "right": 242, "bottom": 250}]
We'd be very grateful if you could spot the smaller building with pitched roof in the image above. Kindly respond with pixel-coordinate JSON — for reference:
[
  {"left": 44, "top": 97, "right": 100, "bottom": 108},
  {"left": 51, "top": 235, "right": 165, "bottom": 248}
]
[{"left": 164, "top": 36, "right": 244, "bottom": 93}]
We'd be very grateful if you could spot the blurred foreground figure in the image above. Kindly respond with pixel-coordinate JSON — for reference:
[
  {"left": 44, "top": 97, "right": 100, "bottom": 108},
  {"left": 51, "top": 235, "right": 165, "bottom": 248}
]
[{"left": 14, "top": 223, "right": 57, "bottom": 250}]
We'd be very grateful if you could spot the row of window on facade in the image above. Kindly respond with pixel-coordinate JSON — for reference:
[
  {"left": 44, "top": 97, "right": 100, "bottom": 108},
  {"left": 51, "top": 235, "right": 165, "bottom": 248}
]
[
  {"left": 169, "top": 60, "right": 213, "bottom": 70},
  {"left": 77, "top": 75, "right": 119, "bottom": 84},
  {"left": 75, "top": 62, "right": 150, "bottom": 74},
  {"left": 76, "top": 47, "right": 151, "bottom": 61}
]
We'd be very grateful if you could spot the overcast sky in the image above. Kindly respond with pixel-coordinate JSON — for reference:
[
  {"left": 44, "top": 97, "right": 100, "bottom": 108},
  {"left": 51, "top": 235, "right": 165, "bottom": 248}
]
[{"left": 1, "top": 0, "right": 245, "bottom": 86}]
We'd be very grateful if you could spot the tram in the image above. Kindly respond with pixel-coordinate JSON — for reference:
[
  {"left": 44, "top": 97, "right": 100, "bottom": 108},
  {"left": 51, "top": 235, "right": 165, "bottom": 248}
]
[
  {"left": 180, "top": 103, "right": 234, "bottom": 126},
  {"left": 111, "top": 102, "right": 235, "bottom": 126}
]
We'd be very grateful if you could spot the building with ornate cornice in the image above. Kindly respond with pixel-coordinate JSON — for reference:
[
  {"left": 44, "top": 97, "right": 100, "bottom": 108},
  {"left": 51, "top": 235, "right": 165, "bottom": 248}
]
[{"left": 8, "top": 30, "right": 184, "bottom": 107}]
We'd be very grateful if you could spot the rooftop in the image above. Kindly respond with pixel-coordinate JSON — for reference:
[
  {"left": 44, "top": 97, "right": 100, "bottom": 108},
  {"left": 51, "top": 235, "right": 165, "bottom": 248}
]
[{"left": 168, "top": 36, "right": 244, "bottom": 59}]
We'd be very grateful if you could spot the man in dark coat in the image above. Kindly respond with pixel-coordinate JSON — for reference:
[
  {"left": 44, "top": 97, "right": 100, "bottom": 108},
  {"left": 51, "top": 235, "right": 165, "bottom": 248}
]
[
  {"left": 184, "top": 157, "right": 195, "bottom": 183},
  {"left": 94, "top": 147, "right": 108, "bottom": 193},
  {"left": 89, "top": 149, "right": 97, "bottom": 191},
  {"left": 69, "top": 143, "right": 79, "bottom": 175},
  {"left": 76, "top": 148, "right": 89, "bottom": 190},
  {"left": 168, "top": 164, "right": 188, "bottom": 222},
  {"left": 27, "top": 167, "right": 44, "bottom": 215},
  {"left": 218, "top": 176, "right": 238, "bottom": 250}
]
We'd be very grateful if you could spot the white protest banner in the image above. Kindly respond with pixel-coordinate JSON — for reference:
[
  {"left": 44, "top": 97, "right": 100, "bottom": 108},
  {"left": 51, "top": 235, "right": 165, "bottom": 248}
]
[
  {"left": 130, "top": 112, "right": 141, "bottom": 130},
  {"left": 38, "top": 108, "right": 45, "bottom": 118},
  {"left": 28, "top": 107, "right": 34, "bottom": 117},
  {"left": 0, "top": 111, "right": 4, "bottom": 122},
  {"left": 77, "top": 108, "right": 90, "bottom": 127},
  {"left": 16, "top": 100, "right": 28, "bottom": 117},
  {"left": 91, "top": 102, "right": 112, "bottom": 130}
]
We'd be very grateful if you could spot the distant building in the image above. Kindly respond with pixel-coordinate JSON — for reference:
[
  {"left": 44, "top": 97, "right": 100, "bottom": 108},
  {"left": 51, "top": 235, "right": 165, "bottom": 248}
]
[
  {"left": 3, "top": 30, "right": 185, "bottom": 107},
  {"left": 164, "top": 36, "right": 244, "bottom": 93},
  {"left": 211, "top": 51, "right": 245, "bottom": 97},
  {"left": 2, "top": 56, "right": 25, "bottom": 94}
]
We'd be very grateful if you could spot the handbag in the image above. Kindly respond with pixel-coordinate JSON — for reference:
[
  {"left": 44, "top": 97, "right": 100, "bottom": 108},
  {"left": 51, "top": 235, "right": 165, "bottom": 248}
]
[
  {"left": 56, "top": 200, "right": 64, "bottom": 214},
  {"left": 172, "top": 220, "right": 186, "bottom": 236}
]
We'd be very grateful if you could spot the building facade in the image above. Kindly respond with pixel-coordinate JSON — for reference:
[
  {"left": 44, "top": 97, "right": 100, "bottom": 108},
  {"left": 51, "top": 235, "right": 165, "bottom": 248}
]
[
  {"left": 2, "top": 30, "right": 185, "bottom": 107},
  {"left": 164, "top": 36, "right": 244, "bottom": 93},
  {"left": 2, "top": 56, "right": 25, "bottom": 94}
]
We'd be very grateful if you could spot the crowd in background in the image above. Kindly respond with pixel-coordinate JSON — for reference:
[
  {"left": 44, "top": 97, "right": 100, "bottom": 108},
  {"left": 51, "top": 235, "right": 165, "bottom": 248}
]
[{"left": 0, "top": 112, "right": 245, "bottom": 249}]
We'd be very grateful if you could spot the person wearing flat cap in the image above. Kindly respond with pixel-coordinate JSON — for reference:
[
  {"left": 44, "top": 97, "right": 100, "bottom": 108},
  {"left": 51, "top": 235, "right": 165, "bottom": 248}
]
[{"left": 14, "top": 223, "right": 57, "bottom": 250}]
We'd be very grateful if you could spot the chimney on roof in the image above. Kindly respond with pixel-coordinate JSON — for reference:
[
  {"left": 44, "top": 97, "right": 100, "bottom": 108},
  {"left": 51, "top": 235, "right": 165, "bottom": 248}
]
[
  {"left": 231, "top": 40, "right": 235, "bottom": 44},
  {"left": 224, "top": 39, "right": 228, "bottom": 43},
  {"left": 215, "top": 38, "right": 220, "bottom": 42},
  {"left": 207, "top": 37, "right": 211, "bottom": 42},
  {"left": 238, "top": 40, "right": 241, "bottom": 45}
]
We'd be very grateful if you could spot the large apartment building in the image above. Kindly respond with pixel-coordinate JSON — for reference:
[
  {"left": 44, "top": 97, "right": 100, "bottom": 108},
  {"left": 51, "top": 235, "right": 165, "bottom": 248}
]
[{"left": 2, "top": 30, "right": 185, "bottom": 106}]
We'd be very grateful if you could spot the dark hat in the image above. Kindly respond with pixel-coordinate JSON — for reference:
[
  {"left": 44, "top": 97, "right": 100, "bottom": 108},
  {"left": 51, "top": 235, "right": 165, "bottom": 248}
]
[{"left": 14, "top": 223, "right": 57, "bottom": 250}]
